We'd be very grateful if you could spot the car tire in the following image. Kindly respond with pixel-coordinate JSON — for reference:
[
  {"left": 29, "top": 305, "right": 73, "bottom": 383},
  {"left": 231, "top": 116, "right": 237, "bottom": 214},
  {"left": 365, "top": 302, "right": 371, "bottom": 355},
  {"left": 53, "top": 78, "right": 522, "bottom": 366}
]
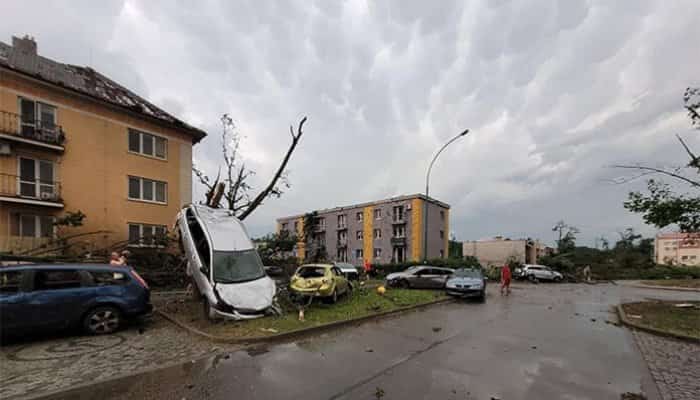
[
  {"left": 331, "top": 289, "right": 338, "bottom": 304},
  {"left": 528, "top": 274, "right": 538, "bottom": 283},
  {"left": 554, "top": 276, "right": 562, "bottom": 283},
  {"left": 83, "top": 306, "right": 122, "bottom": 335},
  {"left": 479, "top": 291, "right": 486, "bottom": 302},
  {"left": 398, "top": 279, "right": 410, "bottom": 289}
]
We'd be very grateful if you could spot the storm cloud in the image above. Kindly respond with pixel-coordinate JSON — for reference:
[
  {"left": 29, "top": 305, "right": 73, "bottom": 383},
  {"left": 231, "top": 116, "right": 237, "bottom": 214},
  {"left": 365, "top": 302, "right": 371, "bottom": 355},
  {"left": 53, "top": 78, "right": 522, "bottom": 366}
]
[{"left": 2, "top": 0, "right": 698, "bottom": 245}]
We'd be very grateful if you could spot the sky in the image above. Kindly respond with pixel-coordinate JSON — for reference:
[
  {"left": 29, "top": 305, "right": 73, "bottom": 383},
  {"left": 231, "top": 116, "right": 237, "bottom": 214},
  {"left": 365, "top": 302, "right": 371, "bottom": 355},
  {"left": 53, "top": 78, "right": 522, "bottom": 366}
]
[{"left": 2, "top": 0, "right": 699, "bottom": 247}]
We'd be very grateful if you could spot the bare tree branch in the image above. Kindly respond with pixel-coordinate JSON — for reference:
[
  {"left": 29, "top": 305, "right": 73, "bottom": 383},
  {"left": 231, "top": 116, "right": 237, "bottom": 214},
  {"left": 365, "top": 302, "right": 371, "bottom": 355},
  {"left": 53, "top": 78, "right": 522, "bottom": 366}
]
[
  {"left": 239, "top": 116, "right": 307, "bottom": 220},
  {"left": 613, "top": 164, "right": 700, "bottom": 187},
  {"left": 676, "top": 134, "right": 700, "bottom": 170}
]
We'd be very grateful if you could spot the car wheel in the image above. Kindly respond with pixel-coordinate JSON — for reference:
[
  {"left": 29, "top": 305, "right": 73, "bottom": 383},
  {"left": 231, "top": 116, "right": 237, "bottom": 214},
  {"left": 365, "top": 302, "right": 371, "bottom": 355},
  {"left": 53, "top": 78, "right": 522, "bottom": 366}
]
[
  {"left": 83, "top": 306, "right": 122, "bottom": 335},
  {"left": 554, "top": 276, "right": 562, "bottom": 283},
  {"left": 528, "top": 274, "right": 538, "bottom": 283},
  {"left": 331, "top": 289, "right": 338, "bottom": 303},
  {"left": 479, "top": 291, "right": 486, "bottom": 302},
  {"left": 398, "top": 279, "right": 410, "bottom": 289}
]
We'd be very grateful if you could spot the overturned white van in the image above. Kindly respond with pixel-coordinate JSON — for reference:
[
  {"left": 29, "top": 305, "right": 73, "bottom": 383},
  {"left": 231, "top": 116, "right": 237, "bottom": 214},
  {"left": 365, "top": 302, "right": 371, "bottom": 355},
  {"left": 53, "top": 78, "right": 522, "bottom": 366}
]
[{"left": 176, "top": 205, "right": 277, "bottom": 320}]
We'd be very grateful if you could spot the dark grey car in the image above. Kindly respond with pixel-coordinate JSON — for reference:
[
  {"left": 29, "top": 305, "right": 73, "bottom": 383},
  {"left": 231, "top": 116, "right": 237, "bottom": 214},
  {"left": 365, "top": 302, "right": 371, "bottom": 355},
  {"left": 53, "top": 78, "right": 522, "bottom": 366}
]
[{"left": 385, "top": 266, "right": 454, "bottom": 289}]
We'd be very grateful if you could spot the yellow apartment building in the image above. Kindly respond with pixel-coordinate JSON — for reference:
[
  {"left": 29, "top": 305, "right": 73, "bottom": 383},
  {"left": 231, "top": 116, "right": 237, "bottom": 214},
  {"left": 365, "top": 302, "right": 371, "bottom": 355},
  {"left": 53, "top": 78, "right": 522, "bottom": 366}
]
[
  {"left": 654, "top": 232, "right": 700, "bottom": 266},
  {"left": 0, "top": 36, "right": 206, "bottom": 254}
]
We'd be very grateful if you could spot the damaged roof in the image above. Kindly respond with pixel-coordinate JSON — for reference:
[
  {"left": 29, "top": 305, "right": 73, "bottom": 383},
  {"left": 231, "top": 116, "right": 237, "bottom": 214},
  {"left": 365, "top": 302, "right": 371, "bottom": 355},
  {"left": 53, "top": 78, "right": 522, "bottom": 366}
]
[{"left": 0, "top": 36, "right": 206, "bottom": 143}]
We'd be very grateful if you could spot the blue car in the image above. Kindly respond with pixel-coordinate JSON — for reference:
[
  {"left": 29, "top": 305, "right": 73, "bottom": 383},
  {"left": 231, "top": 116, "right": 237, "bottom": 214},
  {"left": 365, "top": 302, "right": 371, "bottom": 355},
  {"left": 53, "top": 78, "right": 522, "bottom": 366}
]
[{"left": 0, "top": 264, "right": 152, "bottom": 337}]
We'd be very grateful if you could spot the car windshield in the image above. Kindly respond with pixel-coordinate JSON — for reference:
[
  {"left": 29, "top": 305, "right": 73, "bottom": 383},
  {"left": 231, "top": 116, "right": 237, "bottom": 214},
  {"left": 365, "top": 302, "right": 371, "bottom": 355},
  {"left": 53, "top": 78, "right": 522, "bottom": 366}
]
[
  {"left": 297, "top": 266, "right": 328, "bottom": 278},
  {"left": 212, "top": 249, "right": 266, "bottom": 283},
  {"left": 454, "top": 269, "right": 482, "bottom": 278}
]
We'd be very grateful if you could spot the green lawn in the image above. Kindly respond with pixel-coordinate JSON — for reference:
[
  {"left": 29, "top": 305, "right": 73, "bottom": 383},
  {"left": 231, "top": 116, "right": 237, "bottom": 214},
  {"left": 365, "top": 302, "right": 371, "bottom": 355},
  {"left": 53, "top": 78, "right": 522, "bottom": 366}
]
[
  {"left": 157, "top": 287, "right": 448, "bottom": 339},
  {"left": 640, "top": 279, "right": 700, "bottom": 289},
  {"left": 622, "top": 301, "right": 700, "bottom": 339}
]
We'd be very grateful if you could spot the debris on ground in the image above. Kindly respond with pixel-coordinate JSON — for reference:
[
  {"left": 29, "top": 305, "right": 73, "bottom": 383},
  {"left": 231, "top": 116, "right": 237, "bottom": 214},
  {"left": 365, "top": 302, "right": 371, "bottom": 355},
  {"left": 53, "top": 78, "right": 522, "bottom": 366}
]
[
  {"left": 531, "top": 345, "right": 537, "bottom": 350},
  {"left": 374, "top": 386, "right": 385, "bottom": 399},
  {"left": 490, "top": 396, "right": 502, "bottom": 400},
  {"left": 605, "top": 320, "right": 621, "bottom": 327},
  {"left": 620, "top": 392, "right": 647, "bottom": 400},
  {"left": 590, "top": 318, "right": 597, "bottom": 322},
  {"left": 627, "top": 314, "right": 642, "bottom": 319},
  {"left": 432, "top": 327, "right": 442, "bottom": 332},
  {"left": 260, "top": 328, "right": 279, "bottom": 333},
  {"left": 673, "top": 303, "right": 694, "bottom": 308},
  {"left": 365, "top": 348, "right": 374, "bottom": 352}
]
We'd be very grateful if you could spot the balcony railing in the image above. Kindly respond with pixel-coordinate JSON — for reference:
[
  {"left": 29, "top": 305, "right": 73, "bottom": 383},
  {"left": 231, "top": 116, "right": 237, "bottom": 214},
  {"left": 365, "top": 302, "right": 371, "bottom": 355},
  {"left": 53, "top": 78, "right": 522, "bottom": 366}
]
[
  {"left": 0, "top": 110, "right": 66, "bottom": 147},
  {"left": 0, "top": 173, "right": 62, "bottom": 203},
  {"left": 392, "top": 214, "right": 405, "bottom": 223}
]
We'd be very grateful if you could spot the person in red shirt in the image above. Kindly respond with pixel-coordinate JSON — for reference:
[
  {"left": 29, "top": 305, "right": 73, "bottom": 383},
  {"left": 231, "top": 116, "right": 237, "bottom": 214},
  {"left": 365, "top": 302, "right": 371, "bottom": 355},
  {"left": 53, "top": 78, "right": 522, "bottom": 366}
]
[
  {"left": 500, "top": 263, "right": 512, "bottom": 296},
  {"left": 363, "top": 259, "right": 372, "bottom": 279}
]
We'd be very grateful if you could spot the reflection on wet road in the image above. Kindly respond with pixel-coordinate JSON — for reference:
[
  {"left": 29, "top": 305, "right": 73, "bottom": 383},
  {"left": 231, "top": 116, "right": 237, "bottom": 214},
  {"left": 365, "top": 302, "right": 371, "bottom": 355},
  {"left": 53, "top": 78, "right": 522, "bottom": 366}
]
[{"left": 46, "top": 283, "right": 699, "bottom": 400}]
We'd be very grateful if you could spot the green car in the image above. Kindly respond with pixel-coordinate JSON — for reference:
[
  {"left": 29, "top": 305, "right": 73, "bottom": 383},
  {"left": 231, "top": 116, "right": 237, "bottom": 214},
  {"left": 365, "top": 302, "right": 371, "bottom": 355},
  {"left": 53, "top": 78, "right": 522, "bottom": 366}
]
[{"left": 290, "top": 264, "right": 351, "bottom": 303}]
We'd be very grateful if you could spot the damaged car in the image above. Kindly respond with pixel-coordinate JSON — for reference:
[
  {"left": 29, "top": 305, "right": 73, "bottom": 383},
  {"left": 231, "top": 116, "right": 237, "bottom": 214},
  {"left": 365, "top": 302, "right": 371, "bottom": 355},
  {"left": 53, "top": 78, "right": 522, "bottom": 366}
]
[
  {"left": 289, "top": 264, "right": 351, "bottom": 303},
  {"left": 176, "top": 204, "right": 278, "bottom": 320}
]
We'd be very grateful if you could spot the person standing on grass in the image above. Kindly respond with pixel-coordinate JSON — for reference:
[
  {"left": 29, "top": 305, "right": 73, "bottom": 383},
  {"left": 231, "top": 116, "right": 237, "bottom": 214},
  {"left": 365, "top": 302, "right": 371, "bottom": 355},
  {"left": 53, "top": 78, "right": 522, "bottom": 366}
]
[
  {"left": 363, "top": 258, "right": 372, "bottom": 279},
  {"left": 501, "top": 263, "right": 512, "bottom": 296}
]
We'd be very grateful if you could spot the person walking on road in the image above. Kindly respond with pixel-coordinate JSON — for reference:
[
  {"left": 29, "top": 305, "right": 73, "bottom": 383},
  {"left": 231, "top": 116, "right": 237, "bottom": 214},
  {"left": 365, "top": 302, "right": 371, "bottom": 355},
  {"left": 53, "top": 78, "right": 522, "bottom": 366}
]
[{"left": 501, "top": 264, "right": 512, "bottom": 296}]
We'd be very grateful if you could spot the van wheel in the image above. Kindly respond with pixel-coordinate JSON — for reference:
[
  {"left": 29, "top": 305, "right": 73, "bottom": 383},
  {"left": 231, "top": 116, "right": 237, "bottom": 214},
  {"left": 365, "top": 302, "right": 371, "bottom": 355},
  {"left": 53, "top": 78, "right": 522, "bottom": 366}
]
[{"left": 84, "top": 306, "right": 122, "bottom": 335}]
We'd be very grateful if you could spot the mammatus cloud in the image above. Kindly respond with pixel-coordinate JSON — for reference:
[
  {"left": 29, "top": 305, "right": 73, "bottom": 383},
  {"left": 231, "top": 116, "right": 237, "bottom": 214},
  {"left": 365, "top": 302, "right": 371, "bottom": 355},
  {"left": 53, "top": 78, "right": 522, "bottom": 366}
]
[{"left": 2, "top": 0, "right": 698, "bottom": 245}]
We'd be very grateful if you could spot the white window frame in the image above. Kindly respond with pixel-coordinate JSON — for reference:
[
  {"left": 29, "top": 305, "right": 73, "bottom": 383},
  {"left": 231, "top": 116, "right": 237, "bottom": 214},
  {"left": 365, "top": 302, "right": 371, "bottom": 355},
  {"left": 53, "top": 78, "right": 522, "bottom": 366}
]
[
  {"left": 374, "top": 209, "right": 382, "bottom": 220},
  {"left": 356, "top": 212, "right": 363, "bottom": 222},
  {"left": 337, "top": 247, "right": 347, "bottom": 262},
  {"left": 128, "top": 223, "right": 167, "bottom": 248},
  {"left": 356, "top": 249, "right": 363, "bottom": 259},
  {"left": 373, "top": 248, "right": 382, "bottom": 259},
  {"left": 17, "top": 157, "right": 56, "bottom": 199},
  {"left": 357, "top": 230, "right": 363, "bottom": 240},
  {"left": 128, "top": 128, "right": 168, "bottom": 160},
  {"left": 338, "top": 214, "right": 347, "bottom": 228},
  {"left": 373, "top": 228, "right": 382, "bottom": 239},
  {"left": 17, "top": 214, "right": 56, "bottom": 238},
  {"left": 128, "top": 176, "right": 167, "bottom": 204},
  {"left": 19, "top": 97, "right": 58, "bottom": 134},
  {"left": 393, "top": 225, "right": 405, "bottom": 238}
]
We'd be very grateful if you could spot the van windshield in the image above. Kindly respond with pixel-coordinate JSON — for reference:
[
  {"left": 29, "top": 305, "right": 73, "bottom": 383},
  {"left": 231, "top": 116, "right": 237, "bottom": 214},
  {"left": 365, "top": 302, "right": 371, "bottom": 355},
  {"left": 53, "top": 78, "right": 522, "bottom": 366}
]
[{"left": 212, "top": 249, "right": 265, "bottom": 283}]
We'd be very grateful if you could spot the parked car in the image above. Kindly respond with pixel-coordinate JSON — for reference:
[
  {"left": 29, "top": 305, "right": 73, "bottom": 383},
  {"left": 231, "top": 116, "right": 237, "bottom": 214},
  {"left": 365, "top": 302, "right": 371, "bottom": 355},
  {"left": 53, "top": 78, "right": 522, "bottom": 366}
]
[
  {"left": 517, "top": 264, "right": 563, "bottom": 282},
  {"left": 263, "top": 265, "right": 285, "bottom": 277},
  {"left": 445, "top": 268, "right": 486, "bottom": 301},
  {"left": 289, "top": 264, "right": 351, "bottom": 303},
  {"left": 333, "top": 262, "right": 360, "bottom": 281},
  {"left": 385, "top": 266, "right": 455, "bottom": 289},
  {"left": 176, "top": 204, "right": 277, "bottom": 320},
  {"left": 0, "top": 264, "right": 151, "bottom": 337}
]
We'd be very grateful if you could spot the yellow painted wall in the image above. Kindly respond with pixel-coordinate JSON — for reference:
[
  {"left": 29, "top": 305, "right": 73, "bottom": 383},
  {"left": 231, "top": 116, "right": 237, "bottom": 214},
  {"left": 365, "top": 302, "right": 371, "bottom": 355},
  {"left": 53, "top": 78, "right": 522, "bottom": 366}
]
[
  {"left": 363, "top": 206, "right": 373, "bottom": 263},
  {"left": 295, "top": 217, "right": 305, "bottom": 261},
  {"left": 411, "top": 198, "right": 423, "bottom": 261},
  {"left": 0, "top": 71, "right": 195, "bottom": 251}
]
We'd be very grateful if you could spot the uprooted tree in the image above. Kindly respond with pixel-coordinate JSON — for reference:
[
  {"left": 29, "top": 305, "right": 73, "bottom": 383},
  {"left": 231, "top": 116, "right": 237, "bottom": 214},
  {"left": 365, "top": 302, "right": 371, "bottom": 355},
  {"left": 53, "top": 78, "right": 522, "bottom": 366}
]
[
  {"left": 193, "top": 114, "right": 307, "bottom": 220},
  {"left": 615, "top": 87, "right": 700, "bottom": 232}
]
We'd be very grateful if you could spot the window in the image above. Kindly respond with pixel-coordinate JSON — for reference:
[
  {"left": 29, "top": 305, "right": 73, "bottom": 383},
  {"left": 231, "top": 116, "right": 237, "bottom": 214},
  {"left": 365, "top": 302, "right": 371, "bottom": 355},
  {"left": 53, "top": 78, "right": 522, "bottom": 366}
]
[
  {"left": 373, "top": 228, "right": 382, "bottom": 239},
  {"left": 355, "top": 249, "right": 363, "bottom": 259},
  {"left": 19, "top": 157, "right": 56, "bottom": 199},
  {"left": 690, "top": 255, "right": 697, "bottom": 260},
  {"left": 393, "top": 225, "right": 405, "bottom": 238},
  {"left": 440, "top": 210, "right": 445, "bottom": 221},
  {"left": 373, "top": 248, "right": 382, "bottom": 258},
  {"left": 338, "top": 230, "right": 347, "bottom": 243},
  {"left": 128, "top": 223, "right": 168, "bottom": 247},
  {"left": 338, "top": 214, "right": 347, "bottom": 229},
  {"left": 128, "top": 176, "right": 167, "bottom": 204},
  {"left": 88, "top": 271, "right": 128, "bottom": 286},
  {"left": 337, "top": 248, "right": 348, "bottom": 262},
  {"left": 374, "top": 209, "right": 382, "bottom": 219},
  {"left": 392, "top": 206, "right": 404, "bottom": 221},
  {"left": 681, "top": 255, "right": 689, "bottom": 260},
  {"left": 440, "top": 230, "right": 444, "bottom": 239},
  {"left": 356, "top": 212, "right": 363, "bottom": 222},
  {"left": 357, "top": 230, "right": 364, "bottom": 240},
  {"left": 0, "top": 271, "right": 23, "bottom": 293},
  {"left": 34, "top": 269, "right": 82, "bottom": 291},
  {"left": 128, "top": 129, "right": 167, "bottom": 159},
  {"left": 317, "top": 217, "right": 326, "bottom": 230},
  {"left": 11, "top": 213, "right": 54, "bottom": 238},
  {"left": 19, "top": 98, "right": 57, "bottom": 137},
  {"left": 281, "top": 222, "right": 289, "bottom": 232}
]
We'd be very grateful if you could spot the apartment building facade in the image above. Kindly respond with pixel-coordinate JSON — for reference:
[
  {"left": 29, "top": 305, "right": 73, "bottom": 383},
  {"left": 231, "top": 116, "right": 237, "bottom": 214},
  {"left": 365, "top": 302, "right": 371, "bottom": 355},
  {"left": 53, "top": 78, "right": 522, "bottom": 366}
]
[
  {"left": 655, "top": 232, "right": 700, "bottom": 266},
  {"left": 0, "top": 36, "right": 206, "bottom": 253},
  {"left": 276, "top": 194, "right": 450, "bottom": 265},
  {"left": 462, "top": 236, "right": 550, "bottom": 267}
]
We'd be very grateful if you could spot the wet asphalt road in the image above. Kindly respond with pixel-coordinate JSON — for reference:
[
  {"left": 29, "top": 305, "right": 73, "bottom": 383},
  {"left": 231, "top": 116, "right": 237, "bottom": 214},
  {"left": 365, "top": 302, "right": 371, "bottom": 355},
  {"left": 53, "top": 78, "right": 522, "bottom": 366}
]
[{"left": 44, "top": 283, "right": 698, "bottom": 400}]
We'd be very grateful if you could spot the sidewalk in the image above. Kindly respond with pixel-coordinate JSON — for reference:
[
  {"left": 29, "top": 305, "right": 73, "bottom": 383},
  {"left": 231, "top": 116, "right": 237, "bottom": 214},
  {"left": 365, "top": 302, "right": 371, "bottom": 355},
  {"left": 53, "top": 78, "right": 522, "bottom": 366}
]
[{"left": 616, "top": 280, "right": 700, "bottom": 293}]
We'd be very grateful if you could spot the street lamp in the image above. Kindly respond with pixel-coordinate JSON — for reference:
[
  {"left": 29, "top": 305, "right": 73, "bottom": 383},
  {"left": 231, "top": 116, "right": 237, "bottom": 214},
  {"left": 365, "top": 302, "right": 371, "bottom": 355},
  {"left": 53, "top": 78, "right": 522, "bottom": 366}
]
[{"left": 423, "top": 129, "right": 469, "bottom": 261}]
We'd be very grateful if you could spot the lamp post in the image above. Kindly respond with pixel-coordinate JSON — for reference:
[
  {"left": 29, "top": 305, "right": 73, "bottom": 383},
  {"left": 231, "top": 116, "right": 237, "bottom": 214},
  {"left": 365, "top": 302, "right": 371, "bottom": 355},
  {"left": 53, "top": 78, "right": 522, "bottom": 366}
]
[{"left": 423, "top": 129, "right": 469, "bottom": 261}]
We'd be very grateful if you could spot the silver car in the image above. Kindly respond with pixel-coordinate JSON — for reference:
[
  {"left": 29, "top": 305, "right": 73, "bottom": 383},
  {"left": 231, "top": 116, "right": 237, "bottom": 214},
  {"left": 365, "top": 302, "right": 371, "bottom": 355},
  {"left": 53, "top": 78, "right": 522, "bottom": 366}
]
[
  {"left": 386, "top": 266, "right": 455, "bottom": 289},
  {"left": 446, "top": 268, "right": 486, "bottom": 301},
  {"left": 518, "top": 264, "right": 563, "bottom": 282}
]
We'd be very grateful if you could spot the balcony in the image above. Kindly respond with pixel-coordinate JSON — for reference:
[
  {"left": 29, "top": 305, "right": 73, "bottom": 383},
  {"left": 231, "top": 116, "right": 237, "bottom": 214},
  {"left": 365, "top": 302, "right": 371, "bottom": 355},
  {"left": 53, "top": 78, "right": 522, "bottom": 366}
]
[
  {"left": 337, "top": 238, "right": 348, "bottom": 247},
  {"left": 391, "top": 237, "right": 406, "bottom": 246},
  {"left": 392, "top": 215, "right": 405, "bottom": 224},
  {"left": 0, "top": 173, "right": 64, "bottom": 208},
  {"left": 0, "top": 111, "right": 65, "bottom": 152}
]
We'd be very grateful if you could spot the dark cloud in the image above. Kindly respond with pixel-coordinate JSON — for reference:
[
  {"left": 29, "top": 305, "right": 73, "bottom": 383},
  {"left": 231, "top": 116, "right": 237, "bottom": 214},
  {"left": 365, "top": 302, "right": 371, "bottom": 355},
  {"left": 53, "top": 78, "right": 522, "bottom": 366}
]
[{"left": 2, "top": 0, "right": 698, "bottom": 246}]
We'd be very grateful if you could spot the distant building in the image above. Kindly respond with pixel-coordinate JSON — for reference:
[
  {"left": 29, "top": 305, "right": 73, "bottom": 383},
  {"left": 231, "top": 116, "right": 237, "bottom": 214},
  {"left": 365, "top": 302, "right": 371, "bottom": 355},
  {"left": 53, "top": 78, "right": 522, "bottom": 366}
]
[
  {"left": 276, "top": 194, "right": 450, "bottom": 265},
  {"left": 462, "top": 236, "right": 550, "bottom": 267},
  {"left": 654, "top": 232, "right": 700, "bottom": 266}
]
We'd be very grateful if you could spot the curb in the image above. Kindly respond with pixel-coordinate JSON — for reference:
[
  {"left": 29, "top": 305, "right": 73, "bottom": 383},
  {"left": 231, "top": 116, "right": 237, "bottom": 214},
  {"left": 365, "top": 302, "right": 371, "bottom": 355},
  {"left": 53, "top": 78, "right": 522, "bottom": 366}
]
[
  {"left": 157, "top": 297, "right": 455, "bottom": 344},
  {"left": 623, "top": 283, "right": 700, "bottom": 293},
  {"left": 616, "top": 303, "right": 700, "bottom": 344}
]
